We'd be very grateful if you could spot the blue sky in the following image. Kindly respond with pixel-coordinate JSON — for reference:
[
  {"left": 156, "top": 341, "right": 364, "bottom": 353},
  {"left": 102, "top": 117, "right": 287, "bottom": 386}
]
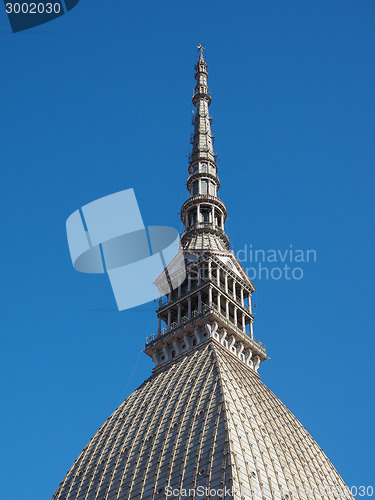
[{"left": 0, "top": 1, "right": 374, "bottom": 498}]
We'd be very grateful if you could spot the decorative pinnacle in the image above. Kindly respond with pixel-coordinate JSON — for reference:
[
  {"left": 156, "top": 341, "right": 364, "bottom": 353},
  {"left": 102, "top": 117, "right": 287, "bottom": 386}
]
[
  {"left": 179, "top": 47, "right": 229, "bottom": 251},
  {"left": 197, "top": 43, "right": 205, "bottom": 54}
]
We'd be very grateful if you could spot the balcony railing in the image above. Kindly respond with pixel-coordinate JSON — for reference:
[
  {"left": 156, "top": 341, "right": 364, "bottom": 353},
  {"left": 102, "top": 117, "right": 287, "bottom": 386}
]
[
  {"left": 181, "top": 194, "right": 227, "bottom": 213},
  {"left": 145, "top": 303, "right": 266, "bottom": 356},
  {"left": 181, "top": 223, "right": 228, "bottom": 242}
]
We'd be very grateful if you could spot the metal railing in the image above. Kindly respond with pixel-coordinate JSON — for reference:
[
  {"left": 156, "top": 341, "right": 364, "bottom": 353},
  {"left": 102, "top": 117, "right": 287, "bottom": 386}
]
[
  {"left": 145, "top": 302, "right": 266, "bottom": 356},
  {"left": 145, "top": 306, "right": 210, "bottom": 347},
  {"left": 181, "top": 194, "right": 227, "bottom": 212},
  {"left": 181, "top": 223, "right": 228, "bottom": 241}
]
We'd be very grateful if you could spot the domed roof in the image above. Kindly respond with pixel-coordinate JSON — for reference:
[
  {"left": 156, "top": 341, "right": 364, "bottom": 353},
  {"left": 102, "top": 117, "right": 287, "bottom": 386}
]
[{"left": 52, "top": 341, "right": 352, "bottom": 500}]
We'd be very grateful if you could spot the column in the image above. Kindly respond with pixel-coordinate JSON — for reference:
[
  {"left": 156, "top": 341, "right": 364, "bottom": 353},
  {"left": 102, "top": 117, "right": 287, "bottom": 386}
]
[
  {"left": 224, "top": 273, "right": 228, "bottom": 293},
  {"left": 234, "top": 307, "right": 238, "bottom": 327},
  {"left": 211, "top": 207, "right": 215, "bottom": 226},
  {"left": 208, "top": 286, "right": 212, "bottom": 306},
  {"left": 240, "top": 287, "right": 244, "bottom": 308},
  {"left": 167, "top": 310, "right": 171, "bottom": 331},
  {"left": 217, "top": 293, "right": 221, "bottom": 312},
  {"left": 185, "top": 213, "right": 189, "bottom": 227},
  {"left": 250, "top": 320, "right": 254, "bottom": 339},
  {"left": 197, "top": 204, "right": 200, "bottom": 223},
  {"left": 198, "top": 266, "right": 202, "bottom": 286},
  {"left": 242, "top": 313, "right": 246, "bottom": 333},
  {"left": 233, "top": 281, "right": 236, "bottom": 301},
  {"left": 221, "top": 213, "right": 224, "bottom": 230},
  {"left": 158, "top": 317, "right": 162, "bottom": 336},
  {"left": 208, "top": 260, "right": 212, "bottom": 280},
  {"left": 188, "top": 298, "right": 192, "bottom": 318},
  {"left": 178, "top": 304, "right": 181, "bottom": 324},
  {"left": 168, "top": 290, "right": 171, "bottom": 303},
  {"left": 216, "top": 267, "right": 220, "bottom": 285},
  {"left": 248, "top": 294, "right": 252, "bottom": 313},
  {"left": 188, "top": 272, "right": 192, "bottom": 291},
  {"left": 225, "top": 299, "right": 229, "bottom": 319},
  {"left": 178, "top": 283, "right": 181, "bottom": 298},
  {"left": 198, "top": 292, "right": 202, "bottom": 312}
]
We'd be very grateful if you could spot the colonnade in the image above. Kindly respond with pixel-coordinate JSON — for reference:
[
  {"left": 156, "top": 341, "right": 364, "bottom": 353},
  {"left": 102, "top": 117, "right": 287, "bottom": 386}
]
[{"left": 157, "top": 259, "right": 254, "bottom": 339}]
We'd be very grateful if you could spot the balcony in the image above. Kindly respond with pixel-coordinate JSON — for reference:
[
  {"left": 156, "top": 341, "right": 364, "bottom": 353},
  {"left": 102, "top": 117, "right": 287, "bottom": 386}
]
[
  {"left": 180, "top": 194, "right": 227, "bottom": 216},
  {"left": 181, "top": 222, "right": 228, "bottom": 242},
  {"left": 145, "top": 302, "right": 266, "bottom": 357}
]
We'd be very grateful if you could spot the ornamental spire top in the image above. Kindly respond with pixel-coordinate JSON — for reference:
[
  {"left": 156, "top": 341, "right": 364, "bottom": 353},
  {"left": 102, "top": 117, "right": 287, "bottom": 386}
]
[
  {"left": 180, "top": 47, "right": 229, "bottom": 251},
  {"left": 197, "top": 44, "right": 205, "bottom": 63}
]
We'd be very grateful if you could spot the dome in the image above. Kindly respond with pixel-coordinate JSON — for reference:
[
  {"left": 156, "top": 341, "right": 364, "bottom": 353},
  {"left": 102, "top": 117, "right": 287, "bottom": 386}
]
[{"left": 53, "top": 342, "right": 352, "bottom": 500}]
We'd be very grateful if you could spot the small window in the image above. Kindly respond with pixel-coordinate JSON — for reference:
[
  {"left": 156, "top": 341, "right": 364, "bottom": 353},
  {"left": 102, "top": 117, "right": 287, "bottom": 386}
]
[
  {"left": 201, "top": 209, "right": 210, "bottom": 223},
  {"left": 193, "top": 338, "right": 197, "bottom": 346},
  {"left": 192, "top": 181, "right": 199, "bottom": 196}
]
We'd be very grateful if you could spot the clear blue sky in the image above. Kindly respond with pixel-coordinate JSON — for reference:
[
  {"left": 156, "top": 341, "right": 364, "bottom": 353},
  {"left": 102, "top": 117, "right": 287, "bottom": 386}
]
[{"left": 0, "top": 1, "right": 374, "bottom": 498}]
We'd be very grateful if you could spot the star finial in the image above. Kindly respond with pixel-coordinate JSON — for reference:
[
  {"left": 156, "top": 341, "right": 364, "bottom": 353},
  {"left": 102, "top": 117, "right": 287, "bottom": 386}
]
[{"left": 197, "top": 44, "right": 205, "bottom": 54}]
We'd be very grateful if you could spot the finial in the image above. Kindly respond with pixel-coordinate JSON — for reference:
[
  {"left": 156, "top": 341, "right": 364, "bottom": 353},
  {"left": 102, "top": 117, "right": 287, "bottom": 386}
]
[{"left": 197, "top": 43, "right": 205, "bottom": 54}]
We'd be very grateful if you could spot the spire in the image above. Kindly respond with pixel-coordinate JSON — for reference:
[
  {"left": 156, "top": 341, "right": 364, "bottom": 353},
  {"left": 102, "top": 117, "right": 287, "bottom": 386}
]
[
  {"left": 191, "top": 44, "right": 214, "bottom": 164},
  {"left": 181, "top": 47, "right": 229, "bottom": 251}
]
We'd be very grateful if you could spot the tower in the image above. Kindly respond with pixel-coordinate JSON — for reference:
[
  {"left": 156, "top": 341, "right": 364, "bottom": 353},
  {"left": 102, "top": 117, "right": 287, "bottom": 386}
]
[
  {"left": 52, "top": 48, "right": 353, "bottom": 500},
  {"left": 146, "top": 45, "right": 266, "bottom": 374}
]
